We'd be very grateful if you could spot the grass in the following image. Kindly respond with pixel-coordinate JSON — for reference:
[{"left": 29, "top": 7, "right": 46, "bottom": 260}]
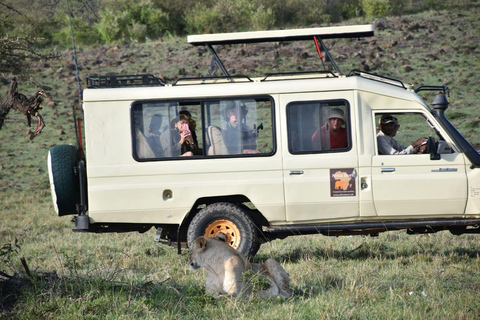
[
  {"left": 1, "top": 6, "right": 480, "bottom": 320},
  {"left": 1, "top": 194, "right": 480, "bottom": 319}
]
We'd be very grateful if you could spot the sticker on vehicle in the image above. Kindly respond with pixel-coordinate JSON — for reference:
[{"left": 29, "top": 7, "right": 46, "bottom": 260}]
[{"left": 330, "top": 168, "right": 356, "bottom": 197}]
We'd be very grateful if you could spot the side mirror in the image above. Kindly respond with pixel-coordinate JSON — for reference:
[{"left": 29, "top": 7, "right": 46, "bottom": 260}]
[{"left": 427, "top": 137, "right": 441, "bottom": 160}]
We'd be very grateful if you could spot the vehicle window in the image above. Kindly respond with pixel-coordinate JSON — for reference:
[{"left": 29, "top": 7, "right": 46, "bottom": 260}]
[
  {"left": 132, "top": 97, "right": 274, "bottom": 160},
  {"left": 204, "top": 98, "right": 274, "bottom": 156},
  {"left": 287, "top": 100, "right": 350, "bottom": 153},
  {"left": 375, "top": 113, "right": 448, "bottom": 155}
]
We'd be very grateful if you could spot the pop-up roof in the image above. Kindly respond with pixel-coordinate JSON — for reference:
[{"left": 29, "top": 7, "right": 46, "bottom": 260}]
[
  {"left": 187, "top": 25, "right": 374, "bottom": 77},
  {"left": 188, "top": 25, "right": 374, "bottom": 45}
]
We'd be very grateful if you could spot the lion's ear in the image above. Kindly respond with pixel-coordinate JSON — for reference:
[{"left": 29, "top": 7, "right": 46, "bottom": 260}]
[{"left": 195, "top": 236, "right": 208, "bottom": 253}]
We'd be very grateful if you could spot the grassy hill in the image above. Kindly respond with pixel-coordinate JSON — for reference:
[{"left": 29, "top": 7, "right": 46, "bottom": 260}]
[{"left": 1, "top": 7, "right": 480, "bottom": 319}]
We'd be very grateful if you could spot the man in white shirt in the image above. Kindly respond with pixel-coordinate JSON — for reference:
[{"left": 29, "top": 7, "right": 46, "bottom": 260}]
[{"left": 377, "top": 114, "right": 427, "bottom": 155}]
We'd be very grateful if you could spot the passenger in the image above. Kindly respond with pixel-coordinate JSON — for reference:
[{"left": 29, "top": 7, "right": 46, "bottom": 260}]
[
  {"left": 311, "top": 108, "right": 348, "bottom": 150},
  {"left": 222, "top": 103, "right": 258, "bottom": 154},
  {"left": 160, "top": 114, "right": 202, "bottom": 157},
  {"left": 377, "top": 114, "right": 427, "bottom": 155},
  {"left": 146, "top": 114, "right": 164, "bottom": 157},
  {"left": 179, "top": 109, "right": 199, "bottom": 146}
]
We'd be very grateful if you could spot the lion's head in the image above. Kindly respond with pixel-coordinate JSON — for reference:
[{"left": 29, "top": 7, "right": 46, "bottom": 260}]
[{"left": 189, "top": 236, "right": 208, "bottom": 271}]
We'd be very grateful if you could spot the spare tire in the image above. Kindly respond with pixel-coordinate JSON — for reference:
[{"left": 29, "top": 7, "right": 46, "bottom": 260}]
[{"left": 47, "top": 145, "right": 80, "bottom": 216}]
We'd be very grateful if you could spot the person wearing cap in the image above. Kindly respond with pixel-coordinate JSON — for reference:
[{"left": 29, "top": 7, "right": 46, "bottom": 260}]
[
  {"left": 160, "top": 114, "right": 202, "bottom": 157},
  {"left": 377, "top": 114, "right": 426, "bottom": 155},
  {"left": 222, "top": 103, "right": 258, "bottom": 154},
  {"left": 311, "top": 108, "right": 348, "bottom": 150}
]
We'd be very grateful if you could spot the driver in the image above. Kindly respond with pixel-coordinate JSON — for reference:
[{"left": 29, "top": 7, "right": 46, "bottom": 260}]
[{"left": 377, "top": 114, "right": 427, "bottom": 155}]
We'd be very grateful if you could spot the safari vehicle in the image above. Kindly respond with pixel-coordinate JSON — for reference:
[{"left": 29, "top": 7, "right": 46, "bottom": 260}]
[{"left": 48, "top": 25, "right": 480, "bottom": 257}]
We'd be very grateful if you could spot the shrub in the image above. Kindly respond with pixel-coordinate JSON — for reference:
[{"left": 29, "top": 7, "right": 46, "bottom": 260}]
[
  {"left": 52, "top": 15, "right": 103, "bottom": 47},
  {"left": 184, "top": 0, "right": 275, "bottom": 34},
  {"left": 294, "top": 0, "right": 331, "bottom": 25},
  {"left": 94, "top": 0, "right": 169, "bottom": 43},
  {"left": 339, "top": 0, "right": 364, "bottom": 20},
  {"left": 360, "top": 0, "right": 393, "bottom": 17},
  {"left": 424, "top": 0, "right": 474, "bottom": 9},
  {"left": 250, "top": 5, "right": 276, "bottom": 31}
]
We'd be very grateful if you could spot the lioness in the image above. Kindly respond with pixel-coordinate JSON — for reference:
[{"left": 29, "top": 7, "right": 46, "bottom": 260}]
[{"left": 189, "top": 236, "right": 292, "bottom": 299}]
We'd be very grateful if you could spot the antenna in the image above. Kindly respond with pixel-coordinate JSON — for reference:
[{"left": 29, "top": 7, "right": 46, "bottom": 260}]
[{"left": 66, "top": 0, "right": 82, "bottom": 150}]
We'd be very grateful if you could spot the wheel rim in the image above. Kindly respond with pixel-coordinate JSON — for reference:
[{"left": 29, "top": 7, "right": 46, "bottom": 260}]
[{"left": 204, "top": 219, "right": 241, "bottom": 249}]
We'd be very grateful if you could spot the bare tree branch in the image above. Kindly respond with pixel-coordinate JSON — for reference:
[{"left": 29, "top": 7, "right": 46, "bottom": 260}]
[
  {"left": 0, "top": 37, "right": 60, "bottom": 76},
  {"left": 0, "top": 1, "right": 35, "bottom": 27},
  {"left": 0, "top": 78, "right": 48, "bottom": 140}
]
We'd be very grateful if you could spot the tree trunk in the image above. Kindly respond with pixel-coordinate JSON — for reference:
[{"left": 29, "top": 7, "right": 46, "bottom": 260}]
[{"left": 0, "top": 78, "right": 18, "bottom": 130}]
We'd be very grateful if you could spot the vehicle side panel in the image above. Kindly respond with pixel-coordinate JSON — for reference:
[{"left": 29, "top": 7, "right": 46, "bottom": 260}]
[{"left": 83, "top": 99, "right": 285, "bottom": 224}]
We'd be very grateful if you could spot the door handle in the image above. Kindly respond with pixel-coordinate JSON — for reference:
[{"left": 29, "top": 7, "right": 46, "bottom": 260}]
[
  {"left": 381, "top": 168, "right": 395, "bottom": 173},
  {"left": 289, "top": 170, "right": 304, "bottom": 175}
]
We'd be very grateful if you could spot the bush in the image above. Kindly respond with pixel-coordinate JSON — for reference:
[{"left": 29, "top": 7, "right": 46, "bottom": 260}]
[
  {"left": 339, "top": 0, "right": 364, "bottom": 20},
  {"left": 52, "top": 15, "right": 103, "bottom": 47},
  {"left": 94, "top": 0, "right": 169, "bottom": 43},
  {"left": 1, "top": 0, "right": 478, "bottom": 47},
  {"left": 360, "top": 0, "right": 393, "bottom": 18},
  {"left": 424, "top": 0, "right": 474, "bottom": 9},
  {"left": 294, "top": 0, "right": 332, "bottom": 25},
  {"left": 184, "top": 0, "right": 275, "bottom": 34}
]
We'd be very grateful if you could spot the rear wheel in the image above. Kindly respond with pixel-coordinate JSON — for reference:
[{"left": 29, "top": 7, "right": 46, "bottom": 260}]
[
  {"left": 187, "top": 202, "right": 261, "bottom": 257},
  {"left": 47, "top": 145, "right": 80, "bottom": 216}
]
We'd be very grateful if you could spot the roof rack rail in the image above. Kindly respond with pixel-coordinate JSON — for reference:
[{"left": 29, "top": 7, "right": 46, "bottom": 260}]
[
  {"left": 173, "top": 75, "right": 253, "bottom": 86},
  {"left": 348, "top": 69, "right": 407, "bottom": 89},
  {"left": 415, "top": 84, "right": 449, "bottom": 95},
  {"left": 86, "top": 74, "right": 165, "bottom": 88},
  {"left": 261, "top": 70, "right": 337, "bottom": 81}
]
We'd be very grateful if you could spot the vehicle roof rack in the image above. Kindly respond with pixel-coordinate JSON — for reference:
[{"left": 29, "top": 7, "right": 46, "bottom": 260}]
[
  {"left": 86, "top": 74, "right": 165, "bottom": 88},
  {"left": 348, "top": 69, "right": 407, "bottom": 89},
  {"left": 415, "top": 84, "right": 449, "bottom": 95},
  {"left": 188, "top": 25, "right": 374, "bottom": 45},
  {"left": 173, "top": 75, "right": 253, "bottom": 86},
  {"left": 261, "top": 70, "right": 338, "bottom": 81}
]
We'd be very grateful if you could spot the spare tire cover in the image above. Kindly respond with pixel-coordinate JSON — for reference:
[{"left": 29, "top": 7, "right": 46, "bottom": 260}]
[{"left": 47, "top": 145, "right": 80, "bottom": 216}]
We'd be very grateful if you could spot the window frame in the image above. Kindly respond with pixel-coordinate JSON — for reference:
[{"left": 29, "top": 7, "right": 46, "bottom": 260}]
[
  {"left": 374, "top": 111, "right": 448, "bottom": 156},
  {"left": 286, "top": 99, "right": 351, "bottom": 155},
  {"left": 131, "top": 95, "right": 276, "bottom": 161}
]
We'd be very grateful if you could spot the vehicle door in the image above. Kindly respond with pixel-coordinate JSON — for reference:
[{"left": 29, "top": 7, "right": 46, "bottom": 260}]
[
  {"left": 371, "top": 112, "right": 468, "bottom": 217},
  {"left": 281, "top": 92, "right": 360, "bottom": 222}
]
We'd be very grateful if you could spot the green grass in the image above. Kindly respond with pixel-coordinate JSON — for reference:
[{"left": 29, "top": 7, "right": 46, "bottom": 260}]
[
  {"left": 1, "top": 194, "right": 480, "bottom": 319},
  {"left": 1, "top": 6, "right": 480, "bottom": 320}
]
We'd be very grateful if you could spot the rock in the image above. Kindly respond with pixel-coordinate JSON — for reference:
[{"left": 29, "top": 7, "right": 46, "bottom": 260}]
[
  {"left": 374, "top": 20, "right": 387, "bottom": 30},
  {"left": 407, "top": 23, "right": 421, "bottom": 32},
  {"left": 360, "top": 61, "right": 370, "bottom": 72}
]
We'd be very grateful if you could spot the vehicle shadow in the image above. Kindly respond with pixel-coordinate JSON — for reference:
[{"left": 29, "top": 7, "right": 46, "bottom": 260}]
[{"left": 254, "top": 240, "right": 480, "bottom": 264}]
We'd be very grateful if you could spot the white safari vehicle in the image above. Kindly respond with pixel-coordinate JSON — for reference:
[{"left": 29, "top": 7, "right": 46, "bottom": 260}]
[{"left": 48, "top": 25, "right": 480, "bottom": 257}]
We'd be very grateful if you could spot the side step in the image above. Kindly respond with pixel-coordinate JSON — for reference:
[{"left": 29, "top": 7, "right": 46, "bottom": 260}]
[{"left": 265, "top": 218, "right": 480, "bottom": 237}]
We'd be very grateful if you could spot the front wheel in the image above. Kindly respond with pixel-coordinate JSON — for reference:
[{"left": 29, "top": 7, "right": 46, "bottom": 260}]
[{"left": 187, "top": 202, "right": 260, "bottom": 257}]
